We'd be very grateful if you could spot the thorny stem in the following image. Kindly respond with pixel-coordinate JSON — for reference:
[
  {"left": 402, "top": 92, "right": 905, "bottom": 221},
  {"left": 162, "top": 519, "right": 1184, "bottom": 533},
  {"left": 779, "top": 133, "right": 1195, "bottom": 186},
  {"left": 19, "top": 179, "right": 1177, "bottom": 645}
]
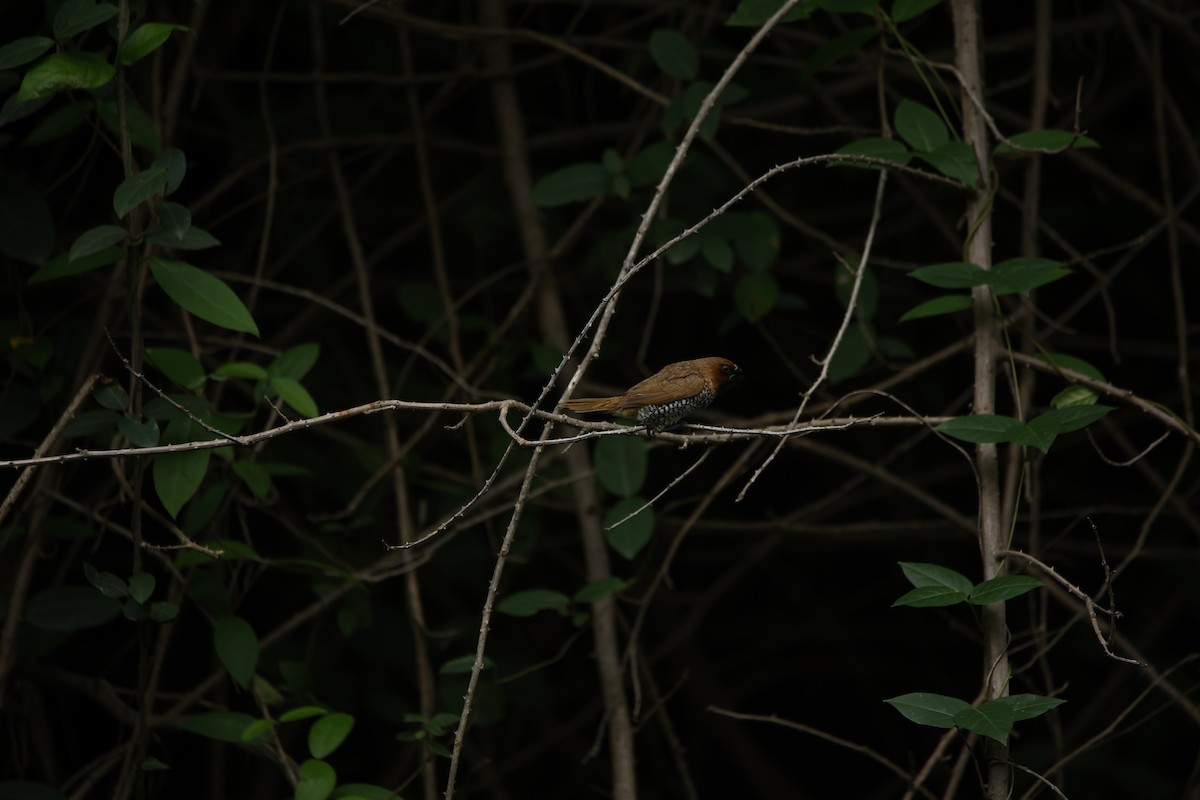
[{"left": 950, "top": 1, "right": 1009, "bottom": 798}]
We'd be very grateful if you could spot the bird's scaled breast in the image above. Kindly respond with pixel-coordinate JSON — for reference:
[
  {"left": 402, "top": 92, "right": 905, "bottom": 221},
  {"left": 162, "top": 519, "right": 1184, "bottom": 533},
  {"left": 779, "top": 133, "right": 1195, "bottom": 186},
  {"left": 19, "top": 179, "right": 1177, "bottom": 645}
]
[{"left": 635, "top": 387, "right": 714, "bottom": 429}]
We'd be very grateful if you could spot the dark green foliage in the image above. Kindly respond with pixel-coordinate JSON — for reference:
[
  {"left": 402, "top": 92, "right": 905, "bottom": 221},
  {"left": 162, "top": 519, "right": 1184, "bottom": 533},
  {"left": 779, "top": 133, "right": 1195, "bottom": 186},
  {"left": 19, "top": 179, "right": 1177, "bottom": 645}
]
[{"left": 1, "top": 2, "right": 1197, "bottom": 799}]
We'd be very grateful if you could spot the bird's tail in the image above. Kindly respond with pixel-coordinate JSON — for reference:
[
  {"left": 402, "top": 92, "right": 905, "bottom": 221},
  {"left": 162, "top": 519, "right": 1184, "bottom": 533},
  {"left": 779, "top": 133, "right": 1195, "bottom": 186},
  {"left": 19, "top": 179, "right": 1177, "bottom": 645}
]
[{"left": 562, "top": 396, "right": 624, "bottom": 413}]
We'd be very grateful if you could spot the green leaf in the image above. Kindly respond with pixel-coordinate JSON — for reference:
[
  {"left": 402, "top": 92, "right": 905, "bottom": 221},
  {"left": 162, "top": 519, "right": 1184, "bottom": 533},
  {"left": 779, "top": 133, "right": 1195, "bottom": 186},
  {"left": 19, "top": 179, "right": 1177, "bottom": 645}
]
[
  {"left": 54, "top": 0, "right": 120, "bottom": 39},
  {"left": 601, "top": 148, "right": 622, "bottom": 174},
  {"left": 149, "top": 257, "right": 260, "bottom": 335},
  {"left": 1009, "top": 422, "right": 1055, "bottom": 453},
  {"left": 1016, "top": 419, "right": 1055, "bottom": 453},
  {"left": 309, "top": 713, "right": 355, "bottom": 759},
  {"left": 113, "top": 167, "right": 169, "bottom": 218},
  {"left": 126, "top": 573, "right": 155, "bottom": 604},
  {"left": 155, "top": 202, "right": 192, "bottom": 241},
  {"left": 215, "top": 615, "right": 259, "bottom": 689},
  {"left": 594, "top": 435, "right": 647, "bottom": 497},
  {"left": 0, "top": 37, "right": 55, "bottom": 70},
  {"left": 835, "top": 263, "right": 878, "bottom": 318},
  {"left": 149, "top": 602, "right": 178, "bottom": 622},
  {"left": 884, "top": 692, "right": 971, "bottom": 729},
  {"left": 954, "top": 700, "right": 1014, "bottom": 744},
  {"left": 98, "top": 100, "right": 161, "bottom": 153},
  {"left": 605, "top": 497, "right": 654, "bottom": 560},
  {"left": 1028, "top": 405, "right": 1114, "bottom": 437},
  {"left": 280, "top": 706, "right": 329, "bottom": 723},
  {"left": 727, "top": 0, "right": 816, "bottom": 26},
  {"left": 574, "top": 577, "right": 629, "bottom": 604},
  {"left": 0, "top": 94, "right": 53, "bottom": 129},
  {"left": 673, "top": 80, "right": 734, "bottom": 142},
  {"left": 270, "top": 377, "right": 319, "bottom": 419},
  {"left": 296, "top": 759, "right": 337, "bottom": 800},
  {"left": 817, "top": 0, "right": 879, "bottom": 12},
  {"left": 801, "top": 27, "right": 878, "bottom": 82},
  {"left": 1044, "top": 405, "right": 1115, "bottom": 433},
  {"left": 628, "top": 141, "right": 674, "bottom": 188},
  {"left": 69, "top": 225, "right": 127, "bottom": 262},
  {"left": 892, "top": 0, "right": 943, "bottom": 23},
  {"left": 898, "top": 294, "right": 972, "bottom": 321},
  {"left": 995, "top": 129, "right": 1100, "bottom": 154},
  {"left": 84, "top": 562, "right": 129, "bottom": 598},
  {"left": 94, "top": 382, "right": 130, "bottom": 410},
  {"left": 660, "top": 224, "right": 701, "bottom": 265},
  {"left": 876, "top": 335, "right": 913, "bottom": 359},
  {"left": 1051, "top": 385, "right": 1098, "bottom": 409},
  {"left": 918, "top": 141, "right": 978, "bottom": 185},
  {"left": 700, "top": 234, "right": 734, "bottom": 272},
  {"left": 24, "top": 101, "right": 90, "bottom": 145},
  {"left": 204, "top": 539, "right": 264, "bottom": 562},
  {"left": 62, "top": 409, "right": 122, "bottom": 439},
  {"left": 734, "top": 271, "right": 779, "bottom": 322},
  {"left": 531, "top": 162, "right": 610, "bottom": 207},
  {"left": 899, "top": 562, "right": 974, "bottom": 594},
  {"left": 24, "top": 586, "right": 121, "bottom": 631},
  {"left": 179, "top": 711, "right": 260, "bottom": 743},
  {"left": 146, "top": 347, "right": 207, "bottom": 391},
  {"left": 650, "top": 29, "right": 699, "bottom": 80},
  {"left": 17, "top": 52, "right": 116, "bottom": 103},
  {"left": 496, "top": 587, "right": 571, "bottom": 618},
  {"left": 995, "top": 693, "right": 1066, "bottom": 721},
  {"left": 270, "top": 343, "right": 321, "bottom": 381},
  {"left": 118, "top": 416, "right": 160, "bottom": 447},
  {"left": 988, "top": 257, "right": 1071, "bottom": 296},
  {"left": 730, "top": 211, "right": 781, "bottom": 270},
  {"left": 213, "top": 362, "right": 270, "bottom": 381},
  {"left": 832, "top": 137, "right": 912, "bottom": 169},
  {"left": 153, "top": 446, "right": 210, "bottom": 519},
  {"left": 438, "top": 655, "right": 493, "bottom": 675},
  {"left": 240, "top": 718, "right": 276, "bottom": 743},
  {"left": 232, "top": 461, "right": 271, "bottom": 500},
  {"left": 934, "top": 414, "right": 1026, "bottom": 444},
  {"left": 909, "top": 261, "right": 985, "bottom": 289},
  {"left": 968, "top": 575, "right": 1043, "bottom": 605},
  {"left": 827, "top": 325, "right": 872, "bottom": 384},
  {"left": 1036, "top": 353, "right": 1105, "bottom": 382},
  {"left": 612, "top": 176, "right": 630, "bottom": 201},
  {"left": 119, "top": 596, "right": 147, "bottom": 621},
  {"left": 892, "top": 585, "right": 968, "bottom": 608},
  {"left": 147, "top": 224, "right": 220, "bottom": 250},
  {"left": 119, "top": 23, "right": 188, "bottom": 67},
  {"left": 895, "top": 99, "right": 949, "bottom": 152},
  {"left": 497, "top": 589, "right": 571, "bottom": 617},
  {"left": 151, "top": 148, "right": 187, "bottom": 195}
]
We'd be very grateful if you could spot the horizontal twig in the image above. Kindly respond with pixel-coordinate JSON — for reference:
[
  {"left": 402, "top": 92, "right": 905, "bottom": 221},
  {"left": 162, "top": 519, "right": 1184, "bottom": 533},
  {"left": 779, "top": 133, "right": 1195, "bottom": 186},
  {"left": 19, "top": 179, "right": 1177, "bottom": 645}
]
[{"left": 1, "top": 396, "right": 953, "bottom": 470}]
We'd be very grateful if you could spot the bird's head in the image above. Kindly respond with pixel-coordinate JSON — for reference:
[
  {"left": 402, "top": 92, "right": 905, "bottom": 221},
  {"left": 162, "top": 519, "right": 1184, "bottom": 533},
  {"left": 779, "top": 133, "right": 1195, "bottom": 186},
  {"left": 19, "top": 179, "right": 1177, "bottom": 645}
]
[{"left": 706, "top": 357, "right": 743, "bottom": 392}]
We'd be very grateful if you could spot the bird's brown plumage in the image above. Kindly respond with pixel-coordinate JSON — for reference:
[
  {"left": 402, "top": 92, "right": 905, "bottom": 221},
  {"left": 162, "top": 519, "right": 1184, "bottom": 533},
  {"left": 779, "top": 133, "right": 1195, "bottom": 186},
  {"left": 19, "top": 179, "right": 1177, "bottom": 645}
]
[{"left": 563, "top": 357, "right": 742, "bottom": 430}]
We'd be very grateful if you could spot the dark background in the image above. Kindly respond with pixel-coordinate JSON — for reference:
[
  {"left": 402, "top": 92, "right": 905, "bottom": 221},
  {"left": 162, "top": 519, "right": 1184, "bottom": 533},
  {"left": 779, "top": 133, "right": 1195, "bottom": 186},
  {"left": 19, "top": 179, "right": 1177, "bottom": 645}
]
[{"left": 2, "top": 1, "right": 1198, "bottom": 798}]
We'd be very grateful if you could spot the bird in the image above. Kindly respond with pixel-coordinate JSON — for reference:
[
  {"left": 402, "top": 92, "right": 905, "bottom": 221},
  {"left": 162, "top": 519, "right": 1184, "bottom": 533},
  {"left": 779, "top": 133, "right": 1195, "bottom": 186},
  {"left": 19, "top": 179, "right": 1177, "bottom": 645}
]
[{"left": 562, "top": 357, "right": 743, "bottom": 431}]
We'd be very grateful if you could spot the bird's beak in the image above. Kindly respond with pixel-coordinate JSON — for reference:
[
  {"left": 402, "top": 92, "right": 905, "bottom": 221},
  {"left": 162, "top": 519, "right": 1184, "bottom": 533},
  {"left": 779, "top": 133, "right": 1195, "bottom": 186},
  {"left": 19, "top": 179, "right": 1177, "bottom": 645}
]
[{"left": 730, "top": 365, "right": 744, "bottom": 383}]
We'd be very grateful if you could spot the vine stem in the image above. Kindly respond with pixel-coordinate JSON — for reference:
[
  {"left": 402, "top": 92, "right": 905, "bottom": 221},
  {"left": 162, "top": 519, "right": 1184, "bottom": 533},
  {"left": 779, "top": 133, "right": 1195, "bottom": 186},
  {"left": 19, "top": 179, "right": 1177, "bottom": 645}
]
[{"left": 950, "top": 1, "right": 1010, "bottom": 797}]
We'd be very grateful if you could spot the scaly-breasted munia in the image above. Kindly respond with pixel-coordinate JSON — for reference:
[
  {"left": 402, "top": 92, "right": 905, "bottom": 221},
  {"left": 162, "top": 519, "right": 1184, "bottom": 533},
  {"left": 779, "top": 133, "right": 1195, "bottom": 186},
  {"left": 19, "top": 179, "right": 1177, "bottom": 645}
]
[{"left": 563, "top": 357, "right": 742, "bottom": 431}]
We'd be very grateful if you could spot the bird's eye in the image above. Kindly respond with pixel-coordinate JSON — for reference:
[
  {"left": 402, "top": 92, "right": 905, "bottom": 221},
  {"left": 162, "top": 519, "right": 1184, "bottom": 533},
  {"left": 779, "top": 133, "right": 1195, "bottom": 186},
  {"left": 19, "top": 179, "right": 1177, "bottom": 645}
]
[{"left": 721, "top": 364, "right": 731, "bottom": 373}]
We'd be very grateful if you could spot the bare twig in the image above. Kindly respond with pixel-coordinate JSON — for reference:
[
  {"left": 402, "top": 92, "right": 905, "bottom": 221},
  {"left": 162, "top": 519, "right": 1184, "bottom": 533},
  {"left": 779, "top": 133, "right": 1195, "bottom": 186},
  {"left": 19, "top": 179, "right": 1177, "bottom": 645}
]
[
  {"left": 1003, "top": 549, "right": 1143, "bottom": 665},
  {"left": 737, "top": 167, "right": 889, "bottom": 500},
  {"left": 709, "top": 706, "right": 936, "bottom": 800},
  {"left": 604, "top": 450, "right": 712, "bottom": 531}
]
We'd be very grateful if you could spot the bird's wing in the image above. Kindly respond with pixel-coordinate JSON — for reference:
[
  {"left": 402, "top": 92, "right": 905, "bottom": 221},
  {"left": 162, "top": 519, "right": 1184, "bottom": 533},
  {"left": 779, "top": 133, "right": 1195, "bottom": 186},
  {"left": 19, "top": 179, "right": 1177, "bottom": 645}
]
[{"left": 620, "top": 369, "right": 707, "bottom": 408}]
